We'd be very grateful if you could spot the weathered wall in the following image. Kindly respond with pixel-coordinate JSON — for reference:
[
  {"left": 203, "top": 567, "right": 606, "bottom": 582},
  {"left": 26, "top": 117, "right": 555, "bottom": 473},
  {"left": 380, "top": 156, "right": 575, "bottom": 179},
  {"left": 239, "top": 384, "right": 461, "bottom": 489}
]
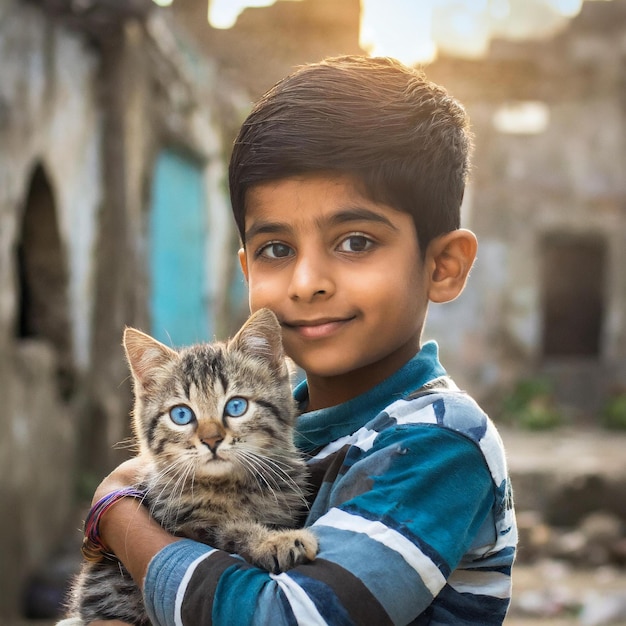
[
  {"left": 172, "top": 0, "right": 626, "bottom": 420},
  {"left": 424, "top": 0, "right": 626, "bottom": 416},
  {"left": 0, "top": 4, "right": 232, "bottom": 619},
  {"left": 0, "top": 3, "right": 102, "bottom": 366},
  {"left": 0, "top": 2, "right": 102, "bottom": 618}
]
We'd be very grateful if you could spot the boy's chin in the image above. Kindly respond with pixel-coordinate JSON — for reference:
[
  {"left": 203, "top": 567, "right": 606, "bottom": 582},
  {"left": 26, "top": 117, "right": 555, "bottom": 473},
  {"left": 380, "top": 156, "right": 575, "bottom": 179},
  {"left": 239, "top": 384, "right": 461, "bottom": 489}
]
[
  {"left": 292, "top": 356, "right": 373, "bottom": 381},
  {"left": 292, "top": 344, "right": 419, "bottom": 387}
]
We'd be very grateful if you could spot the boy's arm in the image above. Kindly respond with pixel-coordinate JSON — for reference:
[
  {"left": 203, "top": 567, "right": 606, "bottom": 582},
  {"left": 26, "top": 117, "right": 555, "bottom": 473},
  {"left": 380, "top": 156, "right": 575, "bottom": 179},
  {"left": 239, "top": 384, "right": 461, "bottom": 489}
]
[
  {"left": 91, "top": 458, "right": 181, "bottom": 586},
  {"left": 98, "top": 496, "right": 179, "bottom": 585}
]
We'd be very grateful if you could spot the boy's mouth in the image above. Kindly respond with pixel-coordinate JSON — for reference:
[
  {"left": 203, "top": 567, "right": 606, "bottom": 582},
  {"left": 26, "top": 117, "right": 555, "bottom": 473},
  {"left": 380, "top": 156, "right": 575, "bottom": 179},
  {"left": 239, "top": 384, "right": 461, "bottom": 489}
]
[{"left": 283, "top": 317, "right": 355, "bottom": 339}]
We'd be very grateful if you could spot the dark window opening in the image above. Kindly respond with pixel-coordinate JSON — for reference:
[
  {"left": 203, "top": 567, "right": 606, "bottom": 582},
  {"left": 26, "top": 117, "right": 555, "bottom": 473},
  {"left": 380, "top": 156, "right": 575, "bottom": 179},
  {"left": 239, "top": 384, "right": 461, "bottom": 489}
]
[
  {"left": 16, "top": 164, "right": 74, "bottom": 397},
  {"left": 541, "top": 233, "right": 606, "bottom": 358}
]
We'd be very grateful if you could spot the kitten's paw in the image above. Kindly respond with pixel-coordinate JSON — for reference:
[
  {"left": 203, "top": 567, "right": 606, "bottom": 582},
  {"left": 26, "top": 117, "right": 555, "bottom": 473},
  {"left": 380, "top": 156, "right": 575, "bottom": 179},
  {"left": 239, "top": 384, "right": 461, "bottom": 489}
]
[{"left": 253, "top": 529, "right": 318, "bottom": 573}]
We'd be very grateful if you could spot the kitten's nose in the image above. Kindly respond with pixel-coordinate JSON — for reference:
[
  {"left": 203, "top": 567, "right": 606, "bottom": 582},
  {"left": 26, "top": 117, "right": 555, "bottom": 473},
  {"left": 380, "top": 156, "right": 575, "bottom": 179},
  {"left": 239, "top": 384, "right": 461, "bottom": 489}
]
[
  {"left": 199, "top": 422, "right": 226, "bottom": 454},
  {"left": 201, "top": 435, "right": 223, "bottom": 454}
]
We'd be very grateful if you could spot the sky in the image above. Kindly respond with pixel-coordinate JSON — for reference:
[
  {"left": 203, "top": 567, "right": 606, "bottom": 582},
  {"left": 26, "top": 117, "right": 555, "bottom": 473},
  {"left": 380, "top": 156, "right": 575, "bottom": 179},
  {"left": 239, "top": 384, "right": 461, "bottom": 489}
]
[{"left": 201, "top": 0, "right": 609, "bottom": 65}]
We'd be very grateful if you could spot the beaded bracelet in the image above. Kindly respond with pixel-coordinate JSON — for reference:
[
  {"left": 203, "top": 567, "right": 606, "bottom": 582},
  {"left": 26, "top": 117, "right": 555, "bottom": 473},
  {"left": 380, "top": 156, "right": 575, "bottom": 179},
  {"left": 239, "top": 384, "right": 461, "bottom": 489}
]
[{"left": 81, "top": 487, "right": 146, "bottom": 563}]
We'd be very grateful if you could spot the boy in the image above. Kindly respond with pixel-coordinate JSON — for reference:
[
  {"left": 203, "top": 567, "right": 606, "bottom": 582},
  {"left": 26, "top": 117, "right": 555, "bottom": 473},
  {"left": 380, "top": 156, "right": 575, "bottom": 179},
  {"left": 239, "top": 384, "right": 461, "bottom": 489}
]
[{"left": 88, "top": 55, "right": 517, "bottom": 625}]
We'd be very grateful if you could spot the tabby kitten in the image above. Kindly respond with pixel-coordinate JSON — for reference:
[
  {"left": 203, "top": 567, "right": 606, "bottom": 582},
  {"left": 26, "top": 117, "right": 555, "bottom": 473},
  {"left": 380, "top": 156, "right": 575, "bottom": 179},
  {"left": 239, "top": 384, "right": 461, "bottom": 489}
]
[{"left": 59, "top": 308, "right": 317, "bottom": 626}]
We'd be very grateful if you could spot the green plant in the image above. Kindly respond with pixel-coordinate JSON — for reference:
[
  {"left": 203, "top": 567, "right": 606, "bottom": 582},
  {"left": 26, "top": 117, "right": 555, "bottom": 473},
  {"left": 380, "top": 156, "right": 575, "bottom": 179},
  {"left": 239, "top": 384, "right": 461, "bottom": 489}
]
[
  {"left": 601, "top": 392, "right": 626, "bottom": 430},
  {"left": 500, "top": 377, "right": 563, "bottom": 430}
]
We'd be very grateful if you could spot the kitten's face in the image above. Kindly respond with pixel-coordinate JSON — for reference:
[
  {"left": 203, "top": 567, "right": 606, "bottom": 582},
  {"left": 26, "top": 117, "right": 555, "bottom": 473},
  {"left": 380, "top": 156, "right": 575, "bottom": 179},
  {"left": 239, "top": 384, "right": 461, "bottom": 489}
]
[{"left": 124, "top": 309, "right": 298, "bottom": 482}]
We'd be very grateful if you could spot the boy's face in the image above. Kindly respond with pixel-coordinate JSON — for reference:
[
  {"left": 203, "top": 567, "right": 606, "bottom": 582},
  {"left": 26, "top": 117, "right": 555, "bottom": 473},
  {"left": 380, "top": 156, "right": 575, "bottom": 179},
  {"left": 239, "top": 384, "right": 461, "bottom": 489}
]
[{"left": 238, "top": 174, "right": 430, "bottom": 395}]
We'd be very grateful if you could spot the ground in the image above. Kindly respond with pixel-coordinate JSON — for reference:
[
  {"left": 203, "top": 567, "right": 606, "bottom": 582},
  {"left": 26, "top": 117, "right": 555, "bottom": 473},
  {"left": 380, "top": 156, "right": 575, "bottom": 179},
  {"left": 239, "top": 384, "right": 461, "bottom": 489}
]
[
  {"left": 509, "top": 562, "right": 626, "bottom": 625},
  {"left": 502, "top": 427, "right": 626, "bottom": 626}
]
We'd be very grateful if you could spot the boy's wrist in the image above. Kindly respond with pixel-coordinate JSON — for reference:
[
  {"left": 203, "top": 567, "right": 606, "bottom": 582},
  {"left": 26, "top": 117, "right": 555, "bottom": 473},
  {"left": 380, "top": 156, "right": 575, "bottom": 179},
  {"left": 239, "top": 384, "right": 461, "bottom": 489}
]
[
  {"left": 97, "top": 491, "right": 181, "bottom": 587},
  {"left": 82, "top": 488, "right": 146, "bottom": 562}
]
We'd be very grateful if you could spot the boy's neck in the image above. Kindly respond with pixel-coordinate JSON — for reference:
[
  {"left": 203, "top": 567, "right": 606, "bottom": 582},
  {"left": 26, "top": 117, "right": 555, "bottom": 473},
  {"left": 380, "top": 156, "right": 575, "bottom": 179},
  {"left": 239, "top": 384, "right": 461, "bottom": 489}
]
[{"left": 304, "top": 342, "right": 421, "bottom": 411}]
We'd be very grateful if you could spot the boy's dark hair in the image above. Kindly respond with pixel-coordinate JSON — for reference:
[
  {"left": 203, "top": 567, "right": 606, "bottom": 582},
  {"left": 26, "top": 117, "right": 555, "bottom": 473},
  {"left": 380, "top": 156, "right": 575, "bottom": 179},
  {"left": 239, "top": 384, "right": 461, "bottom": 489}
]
[{"left": 229, "top": 55, "right": 472, "bottom": 255}]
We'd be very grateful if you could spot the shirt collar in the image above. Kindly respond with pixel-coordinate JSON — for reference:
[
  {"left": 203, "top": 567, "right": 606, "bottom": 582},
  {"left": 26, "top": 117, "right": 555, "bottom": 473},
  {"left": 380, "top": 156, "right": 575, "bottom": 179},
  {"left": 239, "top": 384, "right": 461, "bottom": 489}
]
[{"left": 293, "top": 341, "right": 446, "bottom": 453}]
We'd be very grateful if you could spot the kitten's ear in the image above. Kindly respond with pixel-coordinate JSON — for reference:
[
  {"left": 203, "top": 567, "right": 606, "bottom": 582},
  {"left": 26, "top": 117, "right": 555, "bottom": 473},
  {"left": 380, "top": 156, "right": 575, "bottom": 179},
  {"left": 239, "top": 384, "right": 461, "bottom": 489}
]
[
  {"left": 123, "top": 327, "right": 177, "bottom": 390},
  {"left": 230, "top": 309, "right": 286, "bottom": 374}
]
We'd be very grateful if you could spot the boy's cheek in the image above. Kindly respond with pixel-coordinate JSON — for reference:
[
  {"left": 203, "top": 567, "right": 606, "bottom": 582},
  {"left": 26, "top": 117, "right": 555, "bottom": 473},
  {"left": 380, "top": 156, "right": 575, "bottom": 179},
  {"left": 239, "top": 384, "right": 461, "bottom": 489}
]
[
  {"left": 246, "top": 284, "right": 277, "bottom": 315},
  {"left": 245, "top": 270, "right": 286, "bottom": 305}
]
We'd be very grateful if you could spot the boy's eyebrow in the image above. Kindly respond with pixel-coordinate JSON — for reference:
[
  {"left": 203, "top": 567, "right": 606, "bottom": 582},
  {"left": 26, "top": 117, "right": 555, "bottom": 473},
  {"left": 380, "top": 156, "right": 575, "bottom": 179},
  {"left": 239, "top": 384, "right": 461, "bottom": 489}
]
[
  {"left": 244, "top": 220, "right": 292, "bottom": 242},
  {"left": 327, "top": 206, "right": 400, "bottom": 231},
  {"left": 244, "top": 206, "right": 399, "bottom": 242}
]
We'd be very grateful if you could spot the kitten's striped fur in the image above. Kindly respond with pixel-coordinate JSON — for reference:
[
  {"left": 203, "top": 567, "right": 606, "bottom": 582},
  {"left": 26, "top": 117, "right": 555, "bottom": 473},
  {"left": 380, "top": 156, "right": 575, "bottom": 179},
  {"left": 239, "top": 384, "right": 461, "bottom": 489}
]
[{"left": 59, "top": 309, "right": 316, "bottom": 626}]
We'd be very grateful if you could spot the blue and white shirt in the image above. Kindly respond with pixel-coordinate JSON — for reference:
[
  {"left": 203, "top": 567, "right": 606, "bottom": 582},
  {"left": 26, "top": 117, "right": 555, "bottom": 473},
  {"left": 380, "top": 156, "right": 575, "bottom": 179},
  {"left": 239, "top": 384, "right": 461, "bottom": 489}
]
[{"left": 144, "top": 341, "right": 517, "bottom": 625}]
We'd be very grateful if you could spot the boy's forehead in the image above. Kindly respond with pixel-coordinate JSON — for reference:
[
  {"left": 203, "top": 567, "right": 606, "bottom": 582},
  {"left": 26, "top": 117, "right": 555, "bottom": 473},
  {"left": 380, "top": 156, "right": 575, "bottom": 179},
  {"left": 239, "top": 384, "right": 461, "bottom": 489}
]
[
  {"left": 245, "top": 174, "right": 391, "bottom": 218},
  {"left": 243, "top": 173, "right": 405, "bottom": 234},
  {"left": 246, "top": 173, "right": 360, "bottom": 206}
]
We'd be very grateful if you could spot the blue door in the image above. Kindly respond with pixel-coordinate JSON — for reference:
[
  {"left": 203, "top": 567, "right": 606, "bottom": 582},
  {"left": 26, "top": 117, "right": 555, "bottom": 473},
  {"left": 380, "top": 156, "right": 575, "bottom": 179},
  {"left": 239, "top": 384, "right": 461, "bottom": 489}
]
[{"left": 149, "top": 149, "right": 211, "bottom": 346}]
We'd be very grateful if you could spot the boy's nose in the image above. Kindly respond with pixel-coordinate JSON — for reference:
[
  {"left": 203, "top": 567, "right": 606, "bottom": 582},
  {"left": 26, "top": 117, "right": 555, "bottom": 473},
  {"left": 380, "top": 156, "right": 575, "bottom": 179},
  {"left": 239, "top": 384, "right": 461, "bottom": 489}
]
[{"left": 288, "top": 255, "right": 335, "bottom": 302}]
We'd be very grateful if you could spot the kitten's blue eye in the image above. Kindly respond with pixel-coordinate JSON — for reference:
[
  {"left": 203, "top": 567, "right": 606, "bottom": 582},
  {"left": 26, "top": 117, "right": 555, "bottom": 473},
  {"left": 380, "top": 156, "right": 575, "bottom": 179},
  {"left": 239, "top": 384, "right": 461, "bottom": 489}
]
[
  {"left": 170, "top": 405, "right": 195, "bottom": 425},
  {"left": 225, "top": 397, "right": 248, "bottom": 418}
]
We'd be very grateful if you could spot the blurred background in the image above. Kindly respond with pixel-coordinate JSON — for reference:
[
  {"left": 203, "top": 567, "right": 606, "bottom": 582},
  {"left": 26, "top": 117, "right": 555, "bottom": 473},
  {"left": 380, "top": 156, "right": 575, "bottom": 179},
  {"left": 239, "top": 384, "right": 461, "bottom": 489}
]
[{"left": 1, "top": 0, "right": 626, "bottom": 623}]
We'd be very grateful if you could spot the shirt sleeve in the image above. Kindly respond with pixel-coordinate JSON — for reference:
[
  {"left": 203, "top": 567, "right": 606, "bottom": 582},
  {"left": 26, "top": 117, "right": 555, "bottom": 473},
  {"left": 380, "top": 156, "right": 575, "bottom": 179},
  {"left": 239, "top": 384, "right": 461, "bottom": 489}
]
[{"left": 143, "top": 426, "right": 497, "bottom": 626}]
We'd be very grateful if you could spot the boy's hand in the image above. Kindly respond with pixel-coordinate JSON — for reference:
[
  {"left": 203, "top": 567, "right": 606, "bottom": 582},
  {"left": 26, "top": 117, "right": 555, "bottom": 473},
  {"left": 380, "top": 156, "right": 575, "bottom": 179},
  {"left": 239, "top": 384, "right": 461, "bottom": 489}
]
[{"left": 92, "top": 456, "right": 145, "bottom": 505}]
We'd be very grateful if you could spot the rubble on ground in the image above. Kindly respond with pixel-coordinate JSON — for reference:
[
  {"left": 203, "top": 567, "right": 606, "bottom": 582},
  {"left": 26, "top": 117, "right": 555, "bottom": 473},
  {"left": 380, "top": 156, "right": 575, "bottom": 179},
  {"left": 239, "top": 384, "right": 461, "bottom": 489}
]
[{"left": 511, "top": 510, "right": 626, "bottom": 624}]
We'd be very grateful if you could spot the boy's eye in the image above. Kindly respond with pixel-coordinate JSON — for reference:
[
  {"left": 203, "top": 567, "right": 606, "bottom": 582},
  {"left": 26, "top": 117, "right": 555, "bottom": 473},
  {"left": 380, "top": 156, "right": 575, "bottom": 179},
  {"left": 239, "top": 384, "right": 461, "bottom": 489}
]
[
  {"left": 258, "top": 242, "right": 294, "bottom": 259},
  {"left": 337, "top": 235, "right": 374, "bottom": 253},
  {"left": 224, "top": 397, "right": 248, "bottom": 417},
  {"left": 170, "top": 405, "right": 196, "bottom": 426}
]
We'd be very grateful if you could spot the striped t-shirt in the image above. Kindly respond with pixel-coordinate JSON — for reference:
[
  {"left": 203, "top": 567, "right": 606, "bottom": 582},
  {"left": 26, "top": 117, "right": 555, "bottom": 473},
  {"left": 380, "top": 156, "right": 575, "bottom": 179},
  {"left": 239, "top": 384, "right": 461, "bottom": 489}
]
[{"left": 144, "top": 341, "right": 517, "bottom": 625}]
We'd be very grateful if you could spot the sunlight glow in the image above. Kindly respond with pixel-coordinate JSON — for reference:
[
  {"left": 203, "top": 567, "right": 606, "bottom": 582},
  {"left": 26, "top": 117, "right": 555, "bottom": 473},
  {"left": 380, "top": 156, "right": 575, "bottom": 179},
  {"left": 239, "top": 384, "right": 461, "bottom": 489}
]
[
  {"left": 433, "top": 2, "right": 491, "bottom": 58},
  {"left": 546, "top": 0, "right": 583, "bottom": 16},
  {"left": 152, "top": 0, "right": 173, "bottom": 6},
  {"left": 209, "top": 0, "right": 283, "bottom": 29},
  {"left": 493, "top": 101, "right": 550, "bottom": 135},
  {"left": 360, "top": 0, "right": 436, "bottom": 65},
  {"left": 490, "top": 0, "right": 511, "bottom": 20},
  {"left": 204, "top": 0, "right": 596, "bottom": 63}
]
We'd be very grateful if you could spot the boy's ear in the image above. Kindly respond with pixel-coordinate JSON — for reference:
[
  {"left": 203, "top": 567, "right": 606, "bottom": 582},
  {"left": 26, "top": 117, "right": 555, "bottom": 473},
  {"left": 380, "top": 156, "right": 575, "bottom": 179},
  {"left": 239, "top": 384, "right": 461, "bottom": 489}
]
[
  {"left": 238, "top": 247, "right": 249, "bottom": 281},
  {"left": 426, "top": 229, "right": 477, "bottom": 303}
]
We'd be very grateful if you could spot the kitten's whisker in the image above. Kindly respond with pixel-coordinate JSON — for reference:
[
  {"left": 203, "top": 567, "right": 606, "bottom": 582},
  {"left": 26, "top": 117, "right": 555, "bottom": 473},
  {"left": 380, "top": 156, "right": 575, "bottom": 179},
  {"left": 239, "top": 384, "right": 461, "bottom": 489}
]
[
  {"left": 232, "top": 448, "right": 309, "bottom": 513},
  {"left": 241, "top": 448, "right": 306, "bottom": 494},
  {"left": 145, "top": 458, "right": 194, "bottom": 524},
  {"left": 249, "top": 455, "right": 310, "bottom": 511},
  {"left": 160, "top": 459, "right": 196, "bottom": 529},
  {"left": 113, "top": 437, "right": 138, "bottom": 452},
  {"left": 231, "top": 451, "right": 283, "bottom": 506},
  {"left": 231, "top": 450, "right": 277, "bottom": 491}
]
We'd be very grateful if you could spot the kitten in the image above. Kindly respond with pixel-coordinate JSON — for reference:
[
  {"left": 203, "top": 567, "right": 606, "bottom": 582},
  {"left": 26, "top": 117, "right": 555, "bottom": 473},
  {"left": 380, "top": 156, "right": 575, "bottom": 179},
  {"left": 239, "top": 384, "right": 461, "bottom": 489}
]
[{"left": 59, "top": 308, "right": 317, "bottom": 626}]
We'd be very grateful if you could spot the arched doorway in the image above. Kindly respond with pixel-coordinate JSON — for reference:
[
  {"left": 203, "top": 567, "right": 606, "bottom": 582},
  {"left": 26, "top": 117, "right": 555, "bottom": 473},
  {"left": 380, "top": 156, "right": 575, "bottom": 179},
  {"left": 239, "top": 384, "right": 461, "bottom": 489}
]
[{"left": 16, "top": 164, "right": 74, "bottom": 397}]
